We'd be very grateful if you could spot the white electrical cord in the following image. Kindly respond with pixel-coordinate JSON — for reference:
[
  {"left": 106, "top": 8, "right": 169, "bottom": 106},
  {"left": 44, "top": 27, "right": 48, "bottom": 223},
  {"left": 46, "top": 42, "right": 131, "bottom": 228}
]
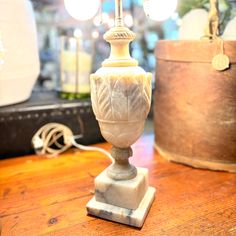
[
  {"left": 71, "top": 138, "right": 114, "bottom": 163},
  {"left": 32, "top": 123, "right": 114, "bottom": 162}
]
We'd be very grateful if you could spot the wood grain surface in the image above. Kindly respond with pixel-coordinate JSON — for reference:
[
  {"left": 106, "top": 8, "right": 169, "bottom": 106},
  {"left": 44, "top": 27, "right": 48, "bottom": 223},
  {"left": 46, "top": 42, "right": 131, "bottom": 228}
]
[{"left": 0, "top": 135, "right": 236, "bottom": 236}]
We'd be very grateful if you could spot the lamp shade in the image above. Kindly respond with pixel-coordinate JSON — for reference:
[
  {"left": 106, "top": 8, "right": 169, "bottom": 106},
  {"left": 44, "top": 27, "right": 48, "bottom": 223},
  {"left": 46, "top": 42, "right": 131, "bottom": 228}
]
[{"left": 64, "top": 0, "right": 100, "bottom": 21}]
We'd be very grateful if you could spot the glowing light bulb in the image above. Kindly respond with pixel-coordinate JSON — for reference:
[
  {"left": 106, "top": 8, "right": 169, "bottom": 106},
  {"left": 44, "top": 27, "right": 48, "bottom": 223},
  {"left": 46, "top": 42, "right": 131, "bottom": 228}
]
[
  {"left": 92, "top": 30, "right": 99, "bottom": 39},
  {"left": 64, "top": 0, "right": 100, "bottom": 21},
  {"left": 93, "top": 15, "right": 101, "bottom": 26},
  {"left": 124, "top": 14, "right": 134, "bottom": 27},
  {"left": 143, "top": 0, "right": 178, "bottom": 22},
  {"left": 74, "top": 28, "right": 83, "bottom": 38}
]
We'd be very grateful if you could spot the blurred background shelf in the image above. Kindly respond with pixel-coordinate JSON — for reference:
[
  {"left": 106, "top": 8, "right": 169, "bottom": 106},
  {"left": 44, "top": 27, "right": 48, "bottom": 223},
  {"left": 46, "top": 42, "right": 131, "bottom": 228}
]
[{"left": 0, "top": 91, "right": 103, "bottom": 158}]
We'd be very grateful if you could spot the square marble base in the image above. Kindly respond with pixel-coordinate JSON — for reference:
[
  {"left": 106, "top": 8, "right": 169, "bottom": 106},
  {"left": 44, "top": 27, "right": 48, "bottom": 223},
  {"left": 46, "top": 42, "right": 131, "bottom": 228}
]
[
  {"left": 95, "top": 168, "right": 148, "bottom": 209},
  {"left": 87, "top": 186, "right": 156, "bottom": 228}
]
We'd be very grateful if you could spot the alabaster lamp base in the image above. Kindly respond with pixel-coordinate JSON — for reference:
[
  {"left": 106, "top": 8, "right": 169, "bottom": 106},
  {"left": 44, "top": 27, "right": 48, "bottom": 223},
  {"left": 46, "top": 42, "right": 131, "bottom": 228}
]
[{"left": 86, "top": 168, "right": 155, "bottom": 227}]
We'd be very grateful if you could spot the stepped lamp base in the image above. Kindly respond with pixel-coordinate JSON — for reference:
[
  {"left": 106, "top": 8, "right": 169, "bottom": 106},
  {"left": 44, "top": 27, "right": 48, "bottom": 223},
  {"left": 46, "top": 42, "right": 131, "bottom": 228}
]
[
  {"left": 86, "top": 167, "right": 156, "bottom": 228},
  {"left": 87, "top": 187, "right": 155, "bottom": 228}
]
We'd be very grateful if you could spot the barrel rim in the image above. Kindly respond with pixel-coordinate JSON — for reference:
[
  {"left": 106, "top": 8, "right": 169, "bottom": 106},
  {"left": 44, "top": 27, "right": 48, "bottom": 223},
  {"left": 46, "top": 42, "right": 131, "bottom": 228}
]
[
  {"left": 154, "top": 142, "right": 236, "bottom": 172},
  {"left": 155, "top": 40, "right": 236, "bottom": 63}
]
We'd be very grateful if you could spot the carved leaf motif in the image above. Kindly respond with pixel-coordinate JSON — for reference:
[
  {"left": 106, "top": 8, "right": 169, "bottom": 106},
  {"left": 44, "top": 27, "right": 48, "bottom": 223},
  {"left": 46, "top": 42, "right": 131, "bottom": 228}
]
[
  {"left": 142, "top": 73, "right": 152, "bottom": 118},
  {"left": 96, "top": 76, "right": 112, "bottom": 120},
  {"left": 90, "top": 74, "right": 99, "bottom": 116},
  {"left": 90, "top": 72, "right": 152, "bottom": 122},
  {"left": 111, "top": 75, "right": 129, "bottom": 121},
  {"left": 128, "top": 76, "right": 142, "bottom": 121}
]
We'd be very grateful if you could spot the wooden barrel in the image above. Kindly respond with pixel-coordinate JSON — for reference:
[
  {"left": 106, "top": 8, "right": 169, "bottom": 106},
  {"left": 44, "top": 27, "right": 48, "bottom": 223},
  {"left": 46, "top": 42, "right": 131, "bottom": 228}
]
[{"left": 154, "top": 40, "right": 236, "bottom": 172}]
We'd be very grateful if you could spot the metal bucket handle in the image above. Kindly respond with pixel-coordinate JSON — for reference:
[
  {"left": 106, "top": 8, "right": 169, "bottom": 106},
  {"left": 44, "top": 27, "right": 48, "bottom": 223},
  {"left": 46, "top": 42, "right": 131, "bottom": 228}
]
[{"left": 205, "top": 0, "right": 220, "bottom": 39}]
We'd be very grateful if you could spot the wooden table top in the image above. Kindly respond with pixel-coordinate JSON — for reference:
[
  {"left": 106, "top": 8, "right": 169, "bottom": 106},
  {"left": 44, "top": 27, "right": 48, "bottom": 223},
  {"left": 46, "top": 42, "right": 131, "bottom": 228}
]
[{"left": 0, "top": 134, "right": 236, "bottom": 236}]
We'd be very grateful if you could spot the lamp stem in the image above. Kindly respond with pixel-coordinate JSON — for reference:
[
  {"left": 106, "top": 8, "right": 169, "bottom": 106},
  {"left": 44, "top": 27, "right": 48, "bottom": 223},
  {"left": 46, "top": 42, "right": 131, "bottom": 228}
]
[{"left": 115, "top": 0, "right": 124, "bottom": 27}]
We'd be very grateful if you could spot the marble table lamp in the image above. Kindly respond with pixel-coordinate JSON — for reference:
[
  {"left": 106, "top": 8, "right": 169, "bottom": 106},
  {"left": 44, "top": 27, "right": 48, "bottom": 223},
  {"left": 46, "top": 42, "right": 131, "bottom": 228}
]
[{"left": 86, "top": 0, "right": 156, "bottom": 227}]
